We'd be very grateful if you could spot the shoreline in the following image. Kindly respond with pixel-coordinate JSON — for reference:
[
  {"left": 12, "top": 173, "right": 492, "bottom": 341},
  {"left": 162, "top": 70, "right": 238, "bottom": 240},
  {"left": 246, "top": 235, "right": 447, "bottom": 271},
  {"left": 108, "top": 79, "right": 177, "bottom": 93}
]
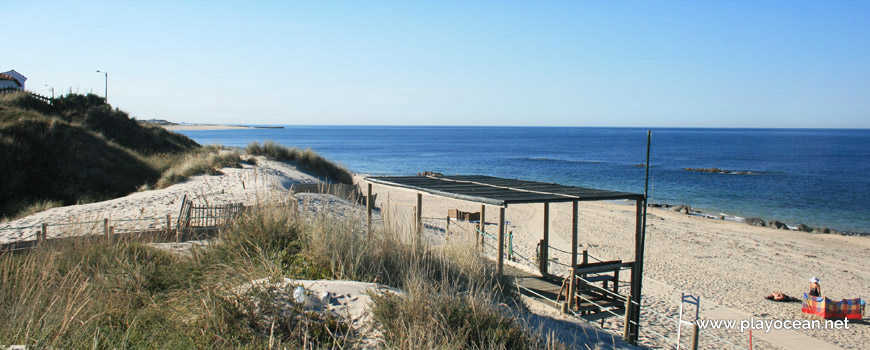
[
  {"left": 645, "top": 201, "right": 870, "bottom": 237},
  {"left": 161, "top": 124, "right": 285, "bottom": 131}
]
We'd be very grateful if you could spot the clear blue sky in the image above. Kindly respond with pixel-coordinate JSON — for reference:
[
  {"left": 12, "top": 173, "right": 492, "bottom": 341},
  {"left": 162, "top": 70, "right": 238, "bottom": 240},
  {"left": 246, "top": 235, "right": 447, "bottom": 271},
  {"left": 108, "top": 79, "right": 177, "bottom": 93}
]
[{"left": 5, "top": 1, "right": 869, "bottom": 127}]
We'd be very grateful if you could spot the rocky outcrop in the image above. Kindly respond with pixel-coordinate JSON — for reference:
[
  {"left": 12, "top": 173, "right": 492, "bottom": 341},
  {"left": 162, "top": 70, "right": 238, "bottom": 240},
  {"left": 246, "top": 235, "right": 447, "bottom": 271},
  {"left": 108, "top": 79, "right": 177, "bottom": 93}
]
[
  {"left": 797, "top": 224, "right": 813, "bottom": 233},
  {"left": 684, "top": 167, "right": 757, "bottom": 175},
  {"left": 744, "top": 218, "right": 766, "bottom": 227},
  {"left": 813, "top": 227, "right": 833, "bottom": 234},
  {"left": 768, "top": 220, "right": 788, "bottom": 229}
]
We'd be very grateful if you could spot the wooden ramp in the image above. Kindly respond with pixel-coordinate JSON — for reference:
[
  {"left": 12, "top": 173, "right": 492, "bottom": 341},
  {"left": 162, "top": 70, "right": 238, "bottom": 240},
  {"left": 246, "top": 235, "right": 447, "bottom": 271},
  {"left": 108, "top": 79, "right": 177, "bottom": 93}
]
[{"left": 504, "top": 265, "right": 626, "bottom": 322}]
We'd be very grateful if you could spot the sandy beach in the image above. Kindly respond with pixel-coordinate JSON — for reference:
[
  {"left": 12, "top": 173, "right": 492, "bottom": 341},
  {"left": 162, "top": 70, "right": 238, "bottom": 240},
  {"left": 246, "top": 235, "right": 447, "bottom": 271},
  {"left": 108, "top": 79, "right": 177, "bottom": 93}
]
[
  {"left": 2, "top": 160, "right": 866, "bottom": 349},
  {"left": 357, "top": 175, "right": 869, "bottom": 350},
  {"left": 161, "top": 124, "right": 255, "bottom": 131}
]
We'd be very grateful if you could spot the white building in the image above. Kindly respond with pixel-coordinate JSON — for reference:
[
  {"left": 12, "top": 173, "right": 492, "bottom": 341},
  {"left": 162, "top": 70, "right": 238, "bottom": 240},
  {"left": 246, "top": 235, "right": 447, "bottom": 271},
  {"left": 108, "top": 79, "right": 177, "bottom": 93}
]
[{"left": 0, "top": 70, "right": 26, "bottom": 90}]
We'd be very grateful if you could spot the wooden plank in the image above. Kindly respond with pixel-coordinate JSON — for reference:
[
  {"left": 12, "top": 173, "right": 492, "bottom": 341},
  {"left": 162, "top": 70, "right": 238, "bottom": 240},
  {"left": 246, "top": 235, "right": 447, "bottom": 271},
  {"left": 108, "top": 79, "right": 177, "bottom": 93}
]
[{"left": 574, "top": 262, "right": 633, "bottom": 275}]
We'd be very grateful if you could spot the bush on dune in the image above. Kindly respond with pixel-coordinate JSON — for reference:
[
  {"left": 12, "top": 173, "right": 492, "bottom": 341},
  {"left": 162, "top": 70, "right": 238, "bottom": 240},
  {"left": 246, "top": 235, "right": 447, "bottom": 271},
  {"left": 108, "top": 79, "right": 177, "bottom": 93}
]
[
  {"left": 246, "top": 141, "right": 353, "bottom": 184},
  {"left": 0, "top": 92, "right": 203, "bottom": 218},
  {"left": 155, "top": 146, "right": 241, "bottom": 189},
  {"left": 0, "top": 117, "right": 161, "bottom": 217}
]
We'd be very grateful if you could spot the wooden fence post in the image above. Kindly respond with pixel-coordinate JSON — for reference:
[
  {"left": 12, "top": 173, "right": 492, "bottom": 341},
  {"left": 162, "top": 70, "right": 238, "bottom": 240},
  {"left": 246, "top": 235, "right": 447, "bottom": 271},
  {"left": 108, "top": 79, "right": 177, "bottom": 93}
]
[
  {"left": 691, "top": 322, "right": 700, "bottom": 350},
  {"left": 103, "top": 219, "right": 109, "bottom": 242},
  {"left": 366, "top": 183, "right": 372, "bottom": 235},
  {"left": 40, "top": 223, "right": 47, "bottom": 244}
]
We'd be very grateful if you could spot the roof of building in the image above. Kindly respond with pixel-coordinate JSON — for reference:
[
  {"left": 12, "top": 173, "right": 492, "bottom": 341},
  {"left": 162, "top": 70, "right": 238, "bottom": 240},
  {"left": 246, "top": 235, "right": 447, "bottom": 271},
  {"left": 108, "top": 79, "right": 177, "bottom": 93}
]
[
  {"left": 364, "top": 175, "right": 644, "bottom": 206},
  {"left": 0, "top": 73, "right": 22, "bottom": 86}
]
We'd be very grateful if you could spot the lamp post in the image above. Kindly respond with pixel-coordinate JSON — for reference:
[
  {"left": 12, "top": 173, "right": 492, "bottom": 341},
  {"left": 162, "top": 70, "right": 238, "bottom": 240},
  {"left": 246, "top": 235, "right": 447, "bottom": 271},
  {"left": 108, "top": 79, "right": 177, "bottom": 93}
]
[
  {"left": 44, "top": 84, "right": 55, "bottom": 99},
  {"left": 96, "top": 70, "right": 108, "bottom": 103}
]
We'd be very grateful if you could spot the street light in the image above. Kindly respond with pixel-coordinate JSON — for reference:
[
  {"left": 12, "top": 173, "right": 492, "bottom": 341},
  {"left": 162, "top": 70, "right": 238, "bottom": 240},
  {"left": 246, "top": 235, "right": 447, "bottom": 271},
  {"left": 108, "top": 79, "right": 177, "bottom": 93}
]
[
  {"left": 44, "top": 84, "right": 55, "bottom": 100},
  {"left": 96, "top": 70, "right": 108, "bottom": 103}
]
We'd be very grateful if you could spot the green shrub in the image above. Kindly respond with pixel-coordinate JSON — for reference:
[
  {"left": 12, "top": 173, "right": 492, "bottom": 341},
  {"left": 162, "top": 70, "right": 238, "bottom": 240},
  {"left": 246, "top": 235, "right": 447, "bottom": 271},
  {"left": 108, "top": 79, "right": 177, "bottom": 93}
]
[
  {"left": 0, "top": 93, "right": 200, "bottom": 218},
  {"left": 246, "top": 141, "right": 353, "bottom": 184},
  {"left": 154, "top": 147, "right": 241, "bottom": 189}
]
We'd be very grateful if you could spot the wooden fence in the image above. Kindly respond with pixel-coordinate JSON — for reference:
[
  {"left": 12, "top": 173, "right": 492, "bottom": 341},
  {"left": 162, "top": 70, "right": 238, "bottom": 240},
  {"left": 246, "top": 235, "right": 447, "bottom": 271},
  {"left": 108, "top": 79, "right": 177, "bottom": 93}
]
[
  {"left": 0, "top": 87, "right": 53, "bottom": 105},
  {"left": 176, "top": 195, "right": 245, "bottom": 230},
  {"left": 290, "top": 183, "right": 369, "bottom": 203}
]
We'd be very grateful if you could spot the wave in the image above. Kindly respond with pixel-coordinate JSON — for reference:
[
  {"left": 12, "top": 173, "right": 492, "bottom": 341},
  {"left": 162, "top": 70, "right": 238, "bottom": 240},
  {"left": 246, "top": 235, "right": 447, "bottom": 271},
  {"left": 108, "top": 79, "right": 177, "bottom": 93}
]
[
  {"left": 517, "top": 157, "right": 603, "bottom": 165},
  {"left": 683, "top": 167, "right": 764, "bottom": 175}
]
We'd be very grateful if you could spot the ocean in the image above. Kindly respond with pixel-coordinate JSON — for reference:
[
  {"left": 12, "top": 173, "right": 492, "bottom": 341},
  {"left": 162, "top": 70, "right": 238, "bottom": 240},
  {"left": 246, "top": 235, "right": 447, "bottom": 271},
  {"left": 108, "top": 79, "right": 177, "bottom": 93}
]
[{"left": 175, "top": 126, "right": 870, "bottom": 233}]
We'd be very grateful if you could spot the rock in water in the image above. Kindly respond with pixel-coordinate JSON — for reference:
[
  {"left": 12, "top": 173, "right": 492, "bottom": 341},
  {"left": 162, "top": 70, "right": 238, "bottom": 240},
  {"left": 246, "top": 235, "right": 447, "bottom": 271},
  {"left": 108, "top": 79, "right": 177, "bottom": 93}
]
[
  {"left": 797, "top": 224, "right": 813, "bottom": 232},
  {"left": 813, "top": 227, "right": 833, "bottom": 234},
  {"left": 745, "top": 218, "right": 765, "bottom": 227},
  {"left": 768, "top": 221, "right": 788, "bottom": 229}
]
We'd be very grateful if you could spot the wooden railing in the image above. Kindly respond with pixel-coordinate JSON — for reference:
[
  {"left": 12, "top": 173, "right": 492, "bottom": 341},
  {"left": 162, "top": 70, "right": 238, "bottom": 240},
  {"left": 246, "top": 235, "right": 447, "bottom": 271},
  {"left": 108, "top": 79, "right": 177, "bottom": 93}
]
[
  {"left": 0, "top": 87, "right": 53, "bottom": 105},
  {"left": 176, "top": 195, "right": 245, "bottom": 230}
]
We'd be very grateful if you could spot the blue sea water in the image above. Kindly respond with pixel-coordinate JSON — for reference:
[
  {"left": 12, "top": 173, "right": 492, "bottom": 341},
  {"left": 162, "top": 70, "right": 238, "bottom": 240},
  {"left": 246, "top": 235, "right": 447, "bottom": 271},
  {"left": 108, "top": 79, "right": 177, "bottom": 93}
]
[{"left": 176, "top": 127, "right": 870, "bottom": 233}]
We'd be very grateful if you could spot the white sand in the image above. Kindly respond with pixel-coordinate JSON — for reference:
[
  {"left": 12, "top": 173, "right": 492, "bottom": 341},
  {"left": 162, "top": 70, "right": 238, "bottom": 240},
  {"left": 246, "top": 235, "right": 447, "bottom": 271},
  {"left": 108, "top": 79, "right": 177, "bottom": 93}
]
[
  {"left": 236, "top": 277, "right": 403, "bottom": 349},
  {"left": 358, "top": 175, "right": 869, "bottom": 350}
]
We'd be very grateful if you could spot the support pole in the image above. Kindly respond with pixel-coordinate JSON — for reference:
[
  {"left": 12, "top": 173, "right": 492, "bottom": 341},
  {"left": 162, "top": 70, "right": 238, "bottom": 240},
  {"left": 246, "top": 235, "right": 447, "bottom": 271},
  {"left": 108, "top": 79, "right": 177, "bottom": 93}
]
[
  {"left": 366, "top": 183, "right": 373, "bottom": 235},
  {"left": 569, "top": 201, "right": 579, "bottom": 310},
  {"left": 416, "top": 193, "right": 422, "bottom": 236},
  {"left": 623, "top": 294, "right": 632, "bottom": 340},
  {"left": 40, "top": 223, "right": 47, "bottom": 244},
  {"left": 104, "top": 218, "right": 109, "bottom": 242},
  {"left": 541, "top": 202, "right": 549, "bottom": 275},
  {"left": 691, "top": 323, "right": 700, "bottom": 350},
  {"left": 628, "top": 199, "right": 645, "bottom": 344},
  {"left": 497, "top": 206, "right": 505, "bottom": 276},
  {"left": 480, "top": 204, "right": 486, "bottom": 245},
  {"left": 628, "top": 130, "right": 652, "bottom": 344}
]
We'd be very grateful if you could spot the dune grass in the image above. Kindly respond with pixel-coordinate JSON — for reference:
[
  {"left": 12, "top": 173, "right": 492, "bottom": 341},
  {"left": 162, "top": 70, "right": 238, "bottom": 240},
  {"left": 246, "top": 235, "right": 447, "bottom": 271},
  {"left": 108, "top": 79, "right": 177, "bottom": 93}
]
[
  {"left": 0, "top": 198, "right": 559, "bottom": 349},
  {"left": 246, "top": 141, "right": 353, "bottom": 184},
  {"left": 0, "top": 92, "right": 201, "bottom": 218},
  {"left": 153, "top": 146, "right": 242, "bottom": 189}
]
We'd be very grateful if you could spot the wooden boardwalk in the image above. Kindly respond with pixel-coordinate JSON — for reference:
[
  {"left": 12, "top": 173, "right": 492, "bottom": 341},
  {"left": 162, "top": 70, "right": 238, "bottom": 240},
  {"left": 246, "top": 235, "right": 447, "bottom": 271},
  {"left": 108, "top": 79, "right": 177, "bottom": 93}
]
[{"left": 504, "top": 265, "right": 626, "bottom": 322}]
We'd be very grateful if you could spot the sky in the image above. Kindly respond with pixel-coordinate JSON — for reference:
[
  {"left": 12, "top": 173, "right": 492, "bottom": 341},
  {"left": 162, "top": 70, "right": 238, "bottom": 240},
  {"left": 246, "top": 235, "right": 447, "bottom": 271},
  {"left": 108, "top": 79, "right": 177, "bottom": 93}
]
[{"left": 4, "top": 1, "right": 870, "bottom": 128}]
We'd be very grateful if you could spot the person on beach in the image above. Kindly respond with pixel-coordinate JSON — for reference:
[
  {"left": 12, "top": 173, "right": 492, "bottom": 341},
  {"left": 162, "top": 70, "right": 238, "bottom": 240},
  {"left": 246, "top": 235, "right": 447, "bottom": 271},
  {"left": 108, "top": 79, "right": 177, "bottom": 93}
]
[{"left": 808, "top": 277, "right": 822, "bottom": 297}]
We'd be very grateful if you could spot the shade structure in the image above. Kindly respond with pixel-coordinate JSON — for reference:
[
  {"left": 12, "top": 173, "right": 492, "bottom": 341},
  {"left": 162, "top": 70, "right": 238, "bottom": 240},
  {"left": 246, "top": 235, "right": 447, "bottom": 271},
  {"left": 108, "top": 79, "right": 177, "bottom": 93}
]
[
  {"left": 364, "top": 175, "right": 643, "bottom": 207},
  {"left": 363, "top": 174, "right": 647, "bottom": 345}
]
